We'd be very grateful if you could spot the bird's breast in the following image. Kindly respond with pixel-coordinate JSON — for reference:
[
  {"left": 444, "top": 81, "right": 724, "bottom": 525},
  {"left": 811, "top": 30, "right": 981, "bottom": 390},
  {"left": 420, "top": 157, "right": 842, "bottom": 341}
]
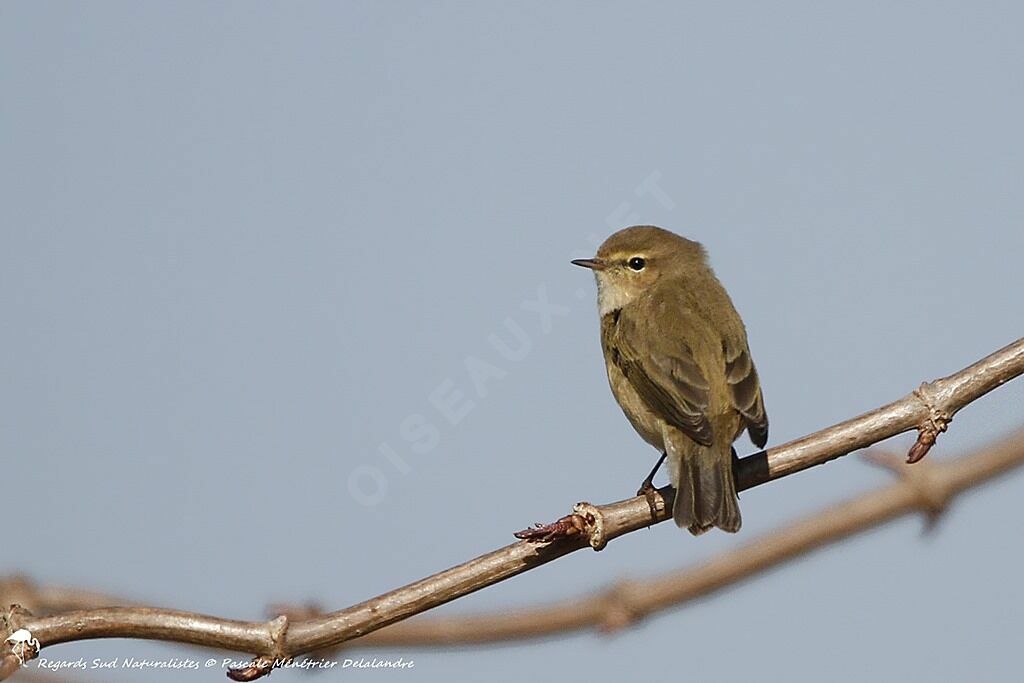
[
  {"left": 603, "top": 354, "right": 666, "bottom": 451},
  {"left": 600, "top": 310, "right": 665, "bottom": 451}
]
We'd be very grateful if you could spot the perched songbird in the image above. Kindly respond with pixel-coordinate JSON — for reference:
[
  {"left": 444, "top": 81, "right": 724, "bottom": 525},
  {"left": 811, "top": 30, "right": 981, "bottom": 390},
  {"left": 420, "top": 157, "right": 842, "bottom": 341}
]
[{"left": 572, "top": 226, "right": 768, "bottom": 534}]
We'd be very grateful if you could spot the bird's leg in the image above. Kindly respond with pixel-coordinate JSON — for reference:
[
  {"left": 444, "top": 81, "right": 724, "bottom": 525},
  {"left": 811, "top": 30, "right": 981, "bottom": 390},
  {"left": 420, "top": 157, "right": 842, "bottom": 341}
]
[
  {"left": 637, "top": 451, "right": 667, "bottom": 497},
  {"left": 637, "top": 451, "right": 668, "bottom": 519}
]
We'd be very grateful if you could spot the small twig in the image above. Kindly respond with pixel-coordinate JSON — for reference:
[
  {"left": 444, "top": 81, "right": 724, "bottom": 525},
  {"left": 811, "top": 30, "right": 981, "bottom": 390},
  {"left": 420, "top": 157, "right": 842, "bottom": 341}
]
[{"left": 514, "top": 502, "right": 608, "bottom": 549}]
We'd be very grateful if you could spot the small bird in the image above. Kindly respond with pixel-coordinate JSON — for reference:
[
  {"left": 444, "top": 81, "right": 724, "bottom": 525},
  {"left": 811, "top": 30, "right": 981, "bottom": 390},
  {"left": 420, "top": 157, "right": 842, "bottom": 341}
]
[{"left": 573, "top": 226, "right": 768, "bottom": 534}]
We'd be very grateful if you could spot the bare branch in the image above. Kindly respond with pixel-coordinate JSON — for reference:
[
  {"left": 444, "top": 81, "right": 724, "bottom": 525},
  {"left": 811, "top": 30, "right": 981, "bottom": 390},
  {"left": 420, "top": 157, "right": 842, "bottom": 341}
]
[
  {"left": 3, "top": 337, "right": 1023, "bottom": 680},
  {"left": 347, "top": 432, "right": 1024, "bottom": 646},
  {"left": 8, "top": 431, "right": 1023, "bottom": 652}
]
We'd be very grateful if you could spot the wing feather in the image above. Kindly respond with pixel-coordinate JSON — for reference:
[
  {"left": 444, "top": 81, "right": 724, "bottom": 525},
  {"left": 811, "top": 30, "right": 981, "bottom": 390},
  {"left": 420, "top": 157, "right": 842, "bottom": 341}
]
[
  {"left": 603, "top": 311, "right": 714, "bottom": 447},
  {"left": 723, "top": 339, "right": 768, "bottom": 448}
]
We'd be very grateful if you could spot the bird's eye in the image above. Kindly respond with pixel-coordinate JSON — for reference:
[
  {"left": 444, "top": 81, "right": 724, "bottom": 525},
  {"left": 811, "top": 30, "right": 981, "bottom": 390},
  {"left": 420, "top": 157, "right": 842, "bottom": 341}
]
[{"left": 628, "top": 256, "right": 646, "bottom": 271}]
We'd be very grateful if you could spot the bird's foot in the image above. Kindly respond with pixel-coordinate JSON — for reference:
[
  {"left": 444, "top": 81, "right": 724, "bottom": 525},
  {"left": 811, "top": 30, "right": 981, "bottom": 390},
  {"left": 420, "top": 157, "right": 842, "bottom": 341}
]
[
  {"left": 638, "top": 481, "right": 663, "bottom": 518},
  {"left": 636, "top": 478, "right": 657, "bottom": 498},
  {"left": 636, "top": 480, "right": 661, "bottom": 518}
]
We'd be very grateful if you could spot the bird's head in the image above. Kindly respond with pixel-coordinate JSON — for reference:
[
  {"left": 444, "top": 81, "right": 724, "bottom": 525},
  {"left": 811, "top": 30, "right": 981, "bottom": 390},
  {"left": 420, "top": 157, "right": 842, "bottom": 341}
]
[{"left": 572, "top": 225, "right": 706, "bottom": 315}]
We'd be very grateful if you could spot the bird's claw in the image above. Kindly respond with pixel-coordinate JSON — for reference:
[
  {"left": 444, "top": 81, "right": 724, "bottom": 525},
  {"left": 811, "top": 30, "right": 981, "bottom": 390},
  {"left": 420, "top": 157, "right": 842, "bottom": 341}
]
[{"left": 636, "top": 480, "right": 662, "bottom": 518}]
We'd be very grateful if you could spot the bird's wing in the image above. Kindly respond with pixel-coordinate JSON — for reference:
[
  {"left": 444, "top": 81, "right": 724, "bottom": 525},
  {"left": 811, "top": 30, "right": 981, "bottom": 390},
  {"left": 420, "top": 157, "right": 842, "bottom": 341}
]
[
  {"left": 722, "top": 336, "right": 768, "bottom": 448},
  {"left": 603, "top": 311, "right": 714, "bottom": 447}
]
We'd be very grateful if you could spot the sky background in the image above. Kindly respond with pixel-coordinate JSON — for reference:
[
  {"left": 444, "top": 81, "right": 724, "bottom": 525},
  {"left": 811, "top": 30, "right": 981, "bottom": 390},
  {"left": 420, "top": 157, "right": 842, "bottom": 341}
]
[{"left": 2, "top": 2, "right": 1023, "bottom": 682}]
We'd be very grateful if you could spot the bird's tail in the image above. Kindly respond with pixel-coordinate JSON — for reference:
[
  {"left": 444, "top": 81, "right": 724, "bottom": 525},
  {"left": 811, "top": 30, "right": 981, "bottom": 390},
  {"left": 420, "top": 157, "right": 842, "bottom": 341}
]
[{"left": 669, "top": 447, "right": 741, "bottom": 535}]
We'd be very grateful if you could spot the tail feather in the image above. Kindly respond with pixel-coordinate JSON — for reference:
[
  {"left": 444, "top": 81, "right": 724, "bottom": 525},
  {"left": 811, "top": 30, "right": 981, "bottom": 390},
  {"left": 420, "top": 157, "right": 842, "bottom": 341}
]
[
  {"left": 670, "top": 448, "right": 741, "bottom": 535},
  {"left": 672, "top": 456, "right": 701, "bottom": 534}
]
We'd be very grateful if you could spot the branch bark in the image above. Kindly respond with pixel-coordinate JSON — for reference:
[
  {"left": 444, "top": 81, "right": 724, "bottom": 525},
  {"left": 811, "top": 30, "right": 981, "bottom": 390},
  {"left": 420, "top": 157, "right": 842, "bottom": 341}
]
[{"left": 3, "top": 337, "right": 1023, "bottom": 680}]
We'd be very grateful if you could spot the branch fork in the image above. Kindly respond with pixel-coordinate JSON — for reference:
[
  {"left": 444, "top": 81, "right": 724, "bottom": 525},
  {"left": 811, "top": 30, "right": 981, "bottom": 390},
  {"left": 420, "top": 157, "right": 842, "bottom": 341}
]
[
  {"left": 598, "top": 580, "right": 646, "bottom": 633},
  {"left": 226, "top": 615, "right": 291, "bottom": 682},
  {"left": 864, "top": 451, "right": 952, "bottom": 528}
]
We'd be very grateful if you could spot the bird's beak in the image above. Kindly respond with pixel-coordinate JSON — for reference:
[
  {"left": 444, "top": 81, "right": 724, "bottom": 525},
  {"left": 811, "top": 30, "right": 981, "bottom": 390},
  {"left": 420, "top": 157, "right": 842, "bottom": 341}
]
[{"left": 571, "top": 258, "right": 608, "bottom": 271}]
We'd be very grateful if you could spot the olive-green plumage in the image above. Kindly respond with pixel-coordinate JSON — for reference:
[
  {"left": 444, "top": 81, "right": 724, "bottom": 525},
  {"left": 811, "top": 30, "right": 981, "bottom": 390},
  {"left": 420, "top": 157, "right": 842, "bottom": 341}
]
[{"left": 573, "top": 226, "right": 768, "bottom": 534}]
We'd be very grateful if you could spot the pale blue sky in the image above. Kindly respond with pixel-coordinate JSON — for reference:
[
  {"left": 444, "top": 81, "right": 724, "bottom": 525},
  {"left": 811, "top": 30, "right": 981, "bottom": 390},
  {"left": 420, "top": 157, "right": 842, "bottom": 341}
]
[{"left": 2, "top": 2, "right": 1023, "bottom": 682}]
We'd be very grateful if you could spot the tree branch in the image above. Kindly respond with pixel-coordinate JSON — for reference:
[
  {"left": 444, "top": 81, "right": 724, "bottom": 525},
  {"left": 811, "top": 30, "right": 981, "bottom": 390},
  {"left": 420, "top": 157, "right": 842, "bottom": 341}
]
[
  {"left": 3, "top": 337, "right": 1023, "bottom": 680},
  {"left": 7, "top": 431, "right": 1023, "bottom": 653},
  {"left": 338, "top": 431, "right": 1024, "bottom": 647}
]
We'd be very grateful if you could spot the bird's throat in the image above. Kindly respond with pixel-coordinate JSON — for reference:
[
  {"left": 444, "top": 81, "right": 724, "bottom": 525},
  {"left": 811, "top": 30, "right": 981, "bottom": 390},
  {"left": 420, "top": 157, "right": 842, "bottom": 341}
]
[{"left": 596, "top": 279, "right": 636, "bottom": 317}]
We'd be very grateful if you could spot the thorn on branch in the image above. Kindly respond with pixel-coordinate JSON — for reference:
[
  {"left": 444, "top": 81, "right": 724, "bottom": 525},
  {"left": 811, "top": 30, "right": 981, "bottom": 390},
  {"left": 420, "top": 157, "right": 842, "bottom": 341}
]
[
  {"left": 907, "top": 383, "right": 951, "bottom": 464},
  {"left": 515, "top": 502, "right": 607, "bottom": 550}
]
